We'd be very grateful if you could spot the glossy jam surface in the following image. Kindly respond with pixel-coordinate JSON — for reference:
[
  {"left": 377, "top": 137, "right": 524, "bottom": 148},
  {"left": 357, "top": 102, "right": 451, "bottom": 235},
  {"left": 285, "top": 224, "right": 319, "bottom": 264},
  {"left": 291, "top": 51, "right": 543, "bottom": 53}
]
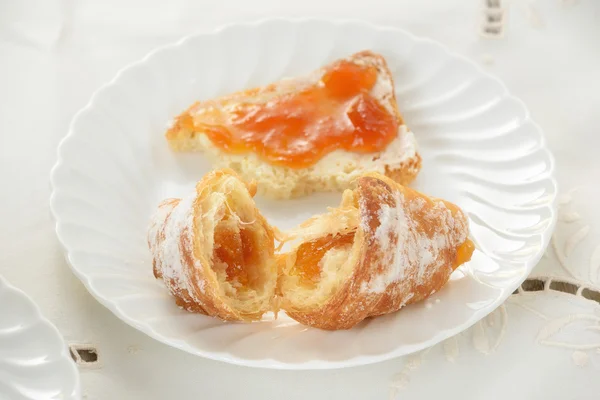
[
  {"left": 453, "top": 239, "right": 475, "bottom": 270},
  {"left": 294, "top": 232, "right": 355, "bottom": 285},
  {"left": 181, "top": 59, "right": 400, "bottom": 168},
  {"left": 213, "top": 217, "right": 258, "bottom": 289}
]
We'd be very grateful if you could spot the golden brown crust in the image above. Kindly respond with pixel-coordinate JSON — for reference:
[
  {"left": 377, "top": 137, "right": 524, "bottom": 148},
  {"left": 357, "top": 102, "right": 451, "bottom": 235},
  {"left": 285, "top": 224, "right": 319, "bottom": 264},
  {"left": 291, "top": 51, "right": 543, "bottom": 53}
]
[
  {"left": 150, "top": 171, "right": 470, "bottom": 329},
  {"left": 148, "top": 169, "right": 276, "bottom": 322},
  {"left": 384, "top": 152, "right": 422, "bottom": 187},
  {"left": 283, "top": 173, "right": 471, "bottom": 330}
]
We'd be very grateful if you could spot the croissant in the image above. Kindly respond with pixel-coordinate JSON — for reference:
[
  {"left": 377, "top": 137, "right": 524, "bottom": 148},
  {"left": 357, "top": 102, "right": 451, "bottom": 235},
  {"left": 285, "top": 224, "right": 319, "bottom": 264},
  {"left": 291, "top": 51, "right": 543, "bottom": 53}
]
[
  {"left": 148, "top": 169, "right": 474, "bottom": 329},
  {"left": 148, "top": 169, "right": 277, "bottom": 321},
  {"left": 278, "top": 173, "right": 474, "bottom": 330}
]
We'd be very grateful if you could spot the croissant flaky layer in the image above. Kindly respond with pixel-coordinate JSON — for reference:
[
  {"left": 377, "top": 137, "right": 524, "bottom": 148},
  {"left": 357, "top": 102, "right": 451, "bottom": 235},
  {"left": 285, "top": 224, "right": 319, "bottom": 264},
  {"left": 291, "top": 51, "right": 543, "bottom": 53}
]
[
  {"left": 148, "top": 169, "right": 474, "bottom": 329},
  {"left": 279, "top": 174, "right": 474, "bottom": 329},
  {"left": 148, "top": 169, "right": 277, "bottom": 321}
]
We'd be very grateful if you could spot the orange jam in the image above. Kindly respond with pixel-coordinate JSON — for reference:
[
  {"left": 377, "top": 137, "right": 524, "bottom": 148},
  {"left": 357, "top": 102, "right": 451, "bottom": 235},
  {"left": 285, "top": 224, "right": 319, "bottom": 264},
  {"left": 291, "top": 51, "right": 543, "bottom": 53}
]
[
  {"left": 293, "top": 232, "right": 355, "bottom": 285},
  {"left": 213, "top": 221, "right": 257, "bottom": 288},
  {"left": 180, "top": 59, "right": 400, "bottom": 168},
  {"left": 453, "top": 239, "right": 475, "bottom": 270}
]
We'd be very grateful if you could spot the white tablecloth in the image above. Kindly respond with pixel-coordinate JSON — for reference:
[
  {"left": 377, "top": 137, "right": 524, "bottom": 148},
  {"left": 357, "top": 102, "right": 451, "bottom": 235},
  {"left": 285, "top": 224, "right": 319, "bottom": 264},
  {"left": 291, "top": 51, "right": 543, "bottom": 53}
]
[{"left": 0, "top": 0, "right": 599, "bottom": 398}]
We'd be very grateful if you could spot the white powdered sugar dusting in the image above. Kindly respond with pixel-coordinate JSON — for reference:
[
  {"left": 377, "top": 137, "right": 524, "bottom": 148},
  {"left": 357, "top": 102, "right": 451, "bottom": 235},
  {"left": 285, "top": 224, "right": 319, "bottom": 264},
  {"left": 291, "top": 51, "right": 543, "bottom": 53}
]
[
  {"left": 416, "top": 237, "right": 434, "bottom": 279},
  {"left": 361, "top": 191, "right": 467, "bottom": 294},
  {"left": 147, "top": 203, "right": 172, "bottom": 250},
  {"left": 160, "top": 192, "right": 196, "bottom": 281},
  {"left": 165, "top": 118, "right": 176, "bottom": 129},
  {"left": 365, "top": 198, "right": 410, "bottom": 294},
  {"left": 149, "top": 191, "right": 206, "bottom": 304},
  {"left": 362, "top": 274, "right": 389, "bottom": 294}
]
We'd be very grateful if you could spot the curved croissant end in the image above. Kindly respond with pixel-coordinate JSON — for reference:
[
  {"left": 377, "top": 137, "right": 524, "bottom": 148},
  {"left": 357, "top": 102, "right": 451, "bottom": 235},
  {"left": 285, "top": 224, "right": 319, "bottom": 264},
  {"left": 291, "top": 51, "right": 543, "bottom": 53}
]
[
  {"left": 148, "top": 169, "right": 277, "bottom": 321},
  {"left": 279, "top": 173, "right": 474, "bottom": 330}
]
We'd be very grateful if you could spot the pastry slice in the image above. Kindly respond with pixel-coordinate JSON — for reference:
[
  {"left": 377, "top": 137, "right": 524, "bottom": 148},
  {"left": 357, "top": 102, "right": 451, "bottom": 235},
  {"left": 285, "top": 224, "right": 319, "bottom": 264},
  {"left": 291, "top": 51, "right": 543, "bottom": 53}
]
[
  {"left": 279, "top": 173, "right": 474, "bottom": 330},
  {"left": 148, "top": 169, "right": 277, "bottom": 321},
  {"left": 166, "top": 51, "right": 421, "bottom": 199}
]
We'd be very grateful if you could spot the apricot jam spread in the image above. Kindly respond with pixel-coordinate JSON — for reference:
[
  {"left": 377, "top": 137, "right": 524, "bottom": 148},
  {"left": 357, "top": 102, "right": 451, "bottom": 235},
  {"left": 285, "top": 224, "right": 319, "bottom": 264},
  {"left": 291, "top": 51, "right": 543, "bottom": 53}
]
[
  {"left": 453, "top": 239, "right": 475, "bottom": 270},
  {"left": 213, "top": 217, "right": 258, "bottom": 289},
  {"left": 178, "top": 59, "right": 400, "bottom": 168},
  {"left": 294, "top": 232, "right": 355, "bottom": 285}
]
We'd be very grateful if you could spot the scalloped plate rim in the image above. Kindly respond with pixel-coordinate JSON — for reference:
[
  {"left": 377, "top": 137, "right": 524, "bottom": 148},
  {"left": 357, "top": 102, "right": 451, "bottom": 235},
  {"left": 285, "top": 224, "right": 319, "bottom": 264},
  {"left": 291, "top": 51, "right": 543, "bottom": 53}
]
[
  {"left": 0, "top": 275, "right": 81, "bottom": 398},
  {"left": 49, "top": 17, "right": 558, "bottom": 370}
]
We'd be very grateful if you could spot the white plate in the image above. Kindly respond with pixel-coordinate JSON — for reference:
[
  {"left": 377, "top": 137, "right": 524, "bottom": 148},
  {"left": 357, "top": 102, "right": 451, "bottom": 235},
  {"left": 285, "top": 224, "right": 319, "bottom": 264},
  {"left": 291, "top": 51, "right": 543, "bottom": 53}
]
[
  {"left": 50, "top": 19, "right": 557, "bottom": 369},
  {"left": 0, "top": 276, "right": 80, "bottom": 399}
]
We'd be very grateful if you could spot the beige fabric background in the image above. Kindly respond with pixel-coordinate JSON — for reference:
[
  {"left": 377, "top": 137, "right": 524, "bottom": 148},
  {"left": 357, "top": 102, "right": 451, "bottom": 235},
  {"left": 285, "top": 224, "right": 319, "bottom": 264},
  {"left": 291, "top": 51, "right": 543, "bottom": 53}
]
[{"left": 0, "top": 0, "right": 598, "bottom": 398}]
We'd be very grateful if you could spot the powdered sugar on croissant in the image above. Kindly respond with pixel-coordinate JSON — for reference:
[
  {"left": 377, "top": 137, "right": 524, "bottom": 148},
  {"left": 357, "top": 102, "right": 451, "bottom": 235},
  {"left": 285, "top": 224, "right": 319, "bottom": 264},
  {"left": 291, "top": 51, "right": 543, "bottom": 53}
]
[
  {"left": 279, "top": 173, "right": 474, "bottom": 330},
  {"left": 148, "top": 169, "right": 473, "bottom": 329},
  {"left": 148, "top": 169, "right": 277, "bottom": 322},
  {"left": 359, "top": 183, "right": 470, "bottom": 296}
]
